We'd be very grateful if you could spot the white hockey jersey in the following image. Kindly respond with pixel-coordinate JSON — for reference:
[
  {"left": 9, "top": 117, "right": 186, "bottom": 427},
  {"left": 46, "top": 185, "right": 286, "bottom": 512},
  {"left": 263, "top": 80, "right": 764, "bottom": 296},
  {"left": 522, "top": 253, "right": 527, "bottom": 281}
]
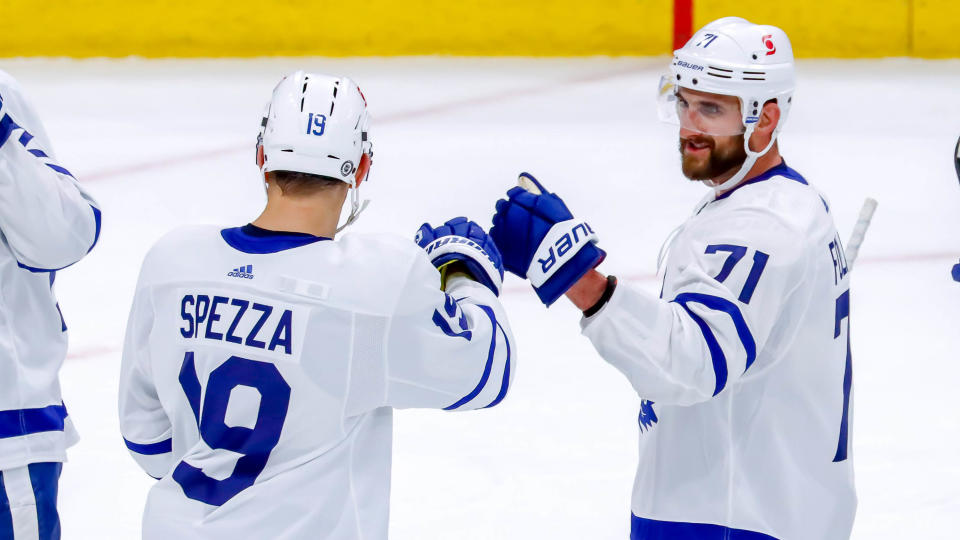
[
  {"left": 119, "top": 224, "right": 514, "bottom": 539},
  {"left": 582, "top": 163, "right": 855, "bottom": 540},
  {"left": 0, "top": 70, "right": 102, "bottom": 470}
]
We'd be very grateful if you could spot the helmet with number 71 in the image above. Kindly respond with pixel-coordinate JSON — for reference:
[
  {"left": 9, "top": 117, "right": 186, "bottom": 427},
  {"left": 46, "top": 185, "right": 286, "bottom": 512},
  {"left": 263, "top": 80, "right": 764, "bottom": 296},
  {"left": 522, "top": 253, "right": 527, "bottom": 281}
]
[
  {"left": 256, "top": 70, "right": 372, "bottom": 188},
  {"left": 657, "top": 17, "right": 795, "bottom": 188}
]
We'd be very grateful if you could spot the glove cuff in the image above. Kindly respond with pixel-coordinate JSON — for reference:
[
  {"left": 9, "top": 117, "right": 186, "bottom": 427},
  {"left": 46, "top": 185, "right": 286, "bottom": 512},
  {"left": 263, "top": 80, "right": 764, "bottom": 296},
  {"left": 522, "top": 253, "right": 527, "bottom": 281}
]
[
  {"left": 534, "top": 243, "right": 606, "bottom": 306},
  {"left": 526, "top": 219, "right": 600, "bottom": 287},
  {"left": 424, "top": 236, "right": 503, "bottom": 296}
]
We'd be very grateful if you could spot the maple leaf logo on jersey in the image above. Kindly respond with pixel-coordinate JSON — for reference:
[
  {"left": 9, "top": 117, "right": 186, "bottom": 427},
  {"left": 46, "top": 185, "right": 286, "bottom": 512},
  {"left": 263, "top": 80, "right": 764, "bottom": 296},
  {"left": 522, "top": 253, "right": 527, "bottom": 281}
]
[
  {"left": 638, "top": 400, "right": 659, "bottom": 433},
  {"left": 227, "top": 265, "right": 254, "bottom": 279}
]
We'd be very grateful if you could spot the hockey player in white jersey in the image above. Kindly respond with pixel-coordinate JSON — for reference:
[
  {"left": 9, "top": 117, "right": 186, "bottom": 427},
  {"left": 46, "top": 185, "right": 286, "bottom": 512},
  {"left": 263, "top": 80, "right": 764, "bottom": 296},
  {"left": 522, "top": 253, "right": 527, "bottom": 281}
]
[
  {"left": 490, "top": 18, "right": 855, "bottom": 540},
  {"left": 0, "top": 71, "right": 102, "bottom": 539},
  {"left": 119, "top": 71, "right": 514, "bottom": 539}
]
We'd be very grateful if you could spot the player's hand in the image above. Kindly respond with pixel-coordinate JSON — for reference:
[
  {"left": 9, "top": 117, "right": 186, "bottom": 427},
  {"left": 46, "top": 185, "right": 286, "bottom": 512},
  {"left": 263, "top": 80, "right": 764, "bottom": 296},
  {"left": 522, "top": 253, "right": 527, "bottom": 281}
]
[
  {"left": 490, "top": 172, "right": 605, "bottom": 306},
  {"left": 415, "top": 217, "right": 504, "bottom": 296}
]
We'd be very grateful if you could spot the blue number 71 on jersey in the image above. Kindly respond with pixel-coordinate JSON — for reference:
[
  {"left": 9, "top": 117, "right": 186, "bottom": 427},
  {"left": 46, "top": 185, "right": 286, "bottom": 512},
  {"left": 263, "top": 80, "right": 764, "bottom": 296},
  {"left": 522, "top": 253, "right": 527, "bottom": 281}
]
[{"left": 704, "top": 244, "right": 770, "bottom": 304}]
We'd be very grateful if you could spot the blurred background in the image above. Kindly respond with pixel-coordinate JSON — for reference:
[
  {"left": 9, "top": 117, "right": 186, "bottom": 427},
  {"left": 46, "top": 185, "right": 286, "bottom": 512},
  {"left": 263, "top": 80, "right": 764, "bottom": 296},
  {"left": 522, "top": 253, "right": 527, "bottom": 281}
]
[
  {"left": 1, "top": 1, "right": 958, "bottom": 539},
  {"left": 1, "top": 0, "right": 957, "bottom": 58}
]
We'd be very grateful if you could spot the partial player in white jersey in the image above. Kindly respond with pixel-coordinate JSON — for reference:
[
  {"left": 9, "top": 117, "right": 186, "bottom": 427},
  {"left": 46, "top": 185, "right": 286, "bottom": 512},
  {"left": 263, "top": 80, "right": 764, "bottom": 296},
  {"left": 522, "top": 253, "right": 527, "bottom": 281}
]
[
  {"left": 0, "top": 71, "right": 102, "bottom": 539},
  {"left": 490, "top": 18, "right": 855, "bottom": 540},
  {"left": 119, "top": 71, "right": 514, "bottom": 539}
]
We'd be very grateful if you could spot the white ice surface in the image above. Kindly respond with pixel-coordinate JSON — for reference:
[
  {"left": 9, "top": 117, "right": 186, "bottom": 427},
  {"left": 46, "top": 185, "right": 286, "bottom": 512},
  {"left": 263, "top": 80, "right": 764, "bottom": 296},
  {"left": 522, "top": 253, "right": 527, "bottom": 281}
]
[{"left": 1, "top": 56, "right": 958, "bottom": 539}]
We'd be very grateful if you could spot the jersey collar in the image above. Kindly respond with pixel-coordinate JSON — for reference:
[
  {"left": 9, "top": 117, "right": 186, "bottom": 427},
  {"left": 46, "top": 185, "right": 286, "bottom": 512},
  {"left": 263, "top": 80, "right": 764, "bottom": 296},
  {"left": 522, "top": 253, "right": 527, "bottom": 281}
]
[
  {"left": 221, "top": 224, "right": 331, "bottom": 254},
  {"left": 713, "top": 161, "right": 807, "bottom": 202}
]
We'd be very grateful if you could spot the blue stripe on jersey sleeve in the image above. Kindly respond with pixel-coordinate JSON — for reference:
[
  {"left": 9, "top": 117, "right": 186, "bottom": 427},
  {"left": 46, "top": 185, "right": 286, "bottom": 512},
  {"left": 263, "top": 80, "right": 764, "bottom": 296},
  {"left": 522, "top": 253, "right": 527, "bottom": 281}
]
[
  {"left": 0, "top": 114, "right": 20, "bottom": 147},
  {"left": 124, "top": 437, "right": 173, "bottom": 455},
  {"left": 482, "top": 320, "right": 512, "bottom": 409},
  {"left": 15, "top": 205, "right": 102, "bottom": 273},
  {"left": 443, "top": 304, "right": 499, "bottom": 411},
  {"left": 0, "top": 403, "right": 68, "bottom": 439},
  {"left": 671, "top": 292, "right": 757, "bottom": 396},
  {"left": 631, "top": 514, "right": 779, "bottom": 540}
]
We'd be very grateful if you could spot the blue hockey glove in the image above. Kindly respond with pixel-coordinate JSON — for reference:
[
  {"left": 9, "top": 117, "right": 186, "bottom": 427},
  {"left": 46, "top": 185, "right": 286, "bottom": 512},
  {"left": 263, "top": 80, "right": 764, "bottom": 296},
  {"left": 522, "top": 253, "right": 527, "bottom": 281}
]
[
  {"left": 490, "top": 173, "right": 605, "bottom": 306},
  {"left": 415, "top": 217, "right": 504, "bottom": 296}
]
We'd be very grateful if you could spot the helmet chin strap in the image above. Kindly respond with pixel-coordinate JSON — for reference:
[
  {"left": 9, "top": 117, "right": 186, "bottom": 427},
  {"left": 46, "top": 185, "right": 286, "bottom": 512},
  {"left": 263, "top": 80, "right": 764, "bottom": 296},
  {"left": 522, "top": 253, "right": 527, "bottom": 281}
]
[
  {"left": 705, "top": 123, "right": 778, "bottom": 192},
  {"left": 336, "top": 178, "right": 371, "bottom": 233}
]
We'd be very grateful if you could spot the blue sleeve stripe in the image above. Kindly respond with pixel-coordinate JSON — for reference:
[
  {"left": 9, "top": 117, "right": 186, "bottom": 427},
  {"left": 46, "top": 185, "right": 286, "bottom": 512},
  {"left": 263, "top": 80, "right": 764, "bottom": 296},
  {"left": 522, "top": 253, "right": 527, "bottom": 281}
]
[
  {"left": 631, "top": 514, "right": 777, "bottom": 540},
  {"left": 87, "top": 205, "right": 102, "bottom": 253},
  {"left": 0, "top": 114, "right": 20, "bottom": 147},
  {"left": 0, "top": 113, "right": 74, "bottom": 178},
  {"left": 44, "top": 162, "right": 74, "bottom": 177},
  {"left": 124, "top": 437, "right": 173, "bottom": 455},
  {"left": 15, "top": 204, "right": 102, "bottom": 273},
  {"left": 0, "top": 403, "right": 68, "bottom": 439},
  {"left": 672, "top": 292, "right": 757, "bottom": 396},
  {"left": 444, "top": 304, "right": 498, "bottom": 411},
  {"left": 482, "top": 320, "right": 511, "bottom": 409}
]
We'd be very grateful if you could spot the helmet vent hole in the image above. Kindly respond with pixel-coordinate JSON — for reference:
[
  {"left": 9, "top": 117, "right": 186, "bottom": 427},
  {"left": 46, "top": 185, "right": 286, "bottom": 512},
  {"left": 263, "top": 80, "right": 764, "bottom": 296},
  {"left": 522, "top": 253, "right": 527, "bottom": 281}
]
[
  {"left": 692, "top": 78, "right": 698, "bottom": 85},
  {"left": 302, "top": 83, "right": 308, "bottom": 92},
  {"left": 327, "top": 154, "right": 339, "bottom": 159},
  {"left": 333, "top": 86, "right": 338, "bottom": 98},
  {"left": 752, "top": 54, "right": 758, "bottom": 60},
  {"left": 708, "top": 65, "right": 733, "bottom": 73},
  {"left": 676, "top": 74, "right": 681, "bottom": 81},
  {"left": 753, "top": 101, "right": 759, "bottom": 107},
  {"left": 300, "top": 97, "right": 305, "bottom": 112},
  {"left": 329, "top": 102, "right": 335, "bottom": 116},
  {"left": 281, "top": 149, "right": 294, "bottom": 153}
]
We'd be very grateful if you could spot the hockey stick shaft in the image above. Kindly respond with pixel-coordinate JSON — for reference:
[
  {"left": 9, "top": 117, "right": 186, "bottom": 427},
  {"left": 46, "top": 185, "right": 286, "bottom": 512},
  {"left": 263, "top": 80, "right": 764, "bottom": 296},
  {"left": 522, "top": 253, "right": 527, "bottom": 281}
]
[{"left": 846, "top": 198, "right": 878, "bottom": 269}]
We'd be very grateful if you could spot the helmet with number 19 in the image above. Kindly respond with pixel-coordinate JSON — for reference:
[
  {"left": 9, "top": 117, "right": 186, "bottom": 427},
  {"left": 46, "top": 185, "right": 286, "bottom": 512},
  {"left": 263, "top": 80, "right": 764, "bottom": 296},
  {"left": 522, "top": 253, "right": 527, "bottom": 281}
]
[
  {"left": 657, "top": 17, "right": 795, "bottom": 191},
  {"left": 256, "top": 70, "right": 373, "bottom": 230}
]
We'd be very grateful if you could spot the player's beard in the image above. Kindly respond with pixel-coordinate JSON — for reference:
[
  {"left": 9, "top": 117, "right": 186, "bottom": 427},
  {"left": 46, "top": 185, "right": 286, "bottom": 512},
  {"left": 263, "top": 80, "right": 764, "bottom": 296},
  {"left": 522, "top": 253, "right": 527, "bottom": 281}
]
[{"left": 679, "top": 134, "right": 748, "bottom": 181}]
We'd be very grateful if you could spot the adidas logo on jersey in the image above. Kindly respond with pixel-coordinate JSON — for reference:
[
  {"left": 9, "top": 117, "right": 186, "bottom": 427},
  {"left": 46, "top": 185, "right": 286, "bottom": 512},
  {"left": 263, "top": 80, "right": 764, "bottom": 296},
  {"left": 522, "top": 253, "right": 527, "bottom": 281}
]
[{"left": 227, "top": 265, "right": 255, "bottom": 279}]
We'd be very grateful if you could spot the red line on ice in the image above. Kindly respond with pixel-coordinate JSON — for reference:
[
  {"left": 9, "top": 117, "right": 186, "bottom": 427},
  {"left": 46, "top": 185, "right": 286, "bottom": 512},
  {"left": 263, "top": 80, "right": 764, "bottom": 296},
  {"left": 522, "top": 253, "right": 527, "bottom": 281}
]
[{"left": 79, "top": 66, "right": 641, "bottom": 183}]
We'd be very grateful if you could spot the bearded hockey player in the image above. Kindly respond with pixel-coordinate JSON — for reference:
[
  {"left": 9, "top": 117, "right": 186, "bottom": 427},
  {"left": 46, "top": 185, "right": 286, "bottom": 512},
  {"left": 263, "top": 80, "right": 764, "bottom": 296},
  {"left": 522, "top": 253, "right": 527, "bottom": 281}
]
[
  {"left": 0, "top": 71, "right": 102, "bottom": 540},
  {"left": 119, "top": 71, "right": 513, "bottom": 539},
  {"left": 490, "top": 18, "right": 855, "bottom": 540}
]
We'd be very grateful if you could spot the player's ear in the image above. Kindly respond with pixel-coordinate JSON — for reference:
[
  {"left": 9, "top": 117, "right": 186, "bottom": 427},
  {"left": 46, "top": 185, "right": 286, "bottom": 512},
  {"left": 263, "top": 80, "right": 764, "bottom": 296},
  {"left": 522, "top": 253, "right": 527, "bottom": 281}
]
[
  {"left": 749, "top": 100, "right": 781, "bottom": 152},
  {"left": 757, "top": 100, "right": 781, "bottom": 134}
]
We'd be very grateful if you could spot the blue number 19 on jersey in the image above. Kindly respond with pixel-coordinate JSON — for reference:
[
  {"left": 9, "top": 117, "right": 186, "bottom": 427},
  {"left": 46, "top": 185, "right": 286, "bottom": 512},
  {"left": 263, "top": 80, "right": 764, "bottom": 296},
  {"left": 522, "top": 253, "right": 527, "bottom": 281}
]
[{"left": 172, "top": 352, "right": 291, "bottom": 506}]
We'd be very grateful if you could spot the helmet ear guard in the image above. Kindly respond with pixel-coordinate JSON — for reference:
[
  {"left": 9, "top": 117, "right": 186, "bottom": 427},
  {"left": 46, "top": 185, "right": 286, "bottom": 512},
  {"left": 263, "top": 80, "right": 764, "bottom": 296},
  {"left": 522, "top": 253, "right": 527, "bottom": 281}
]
[
  {"left": 354, "top": 149, "right": 372, "bottom": 188},
  {"left": 255, "top": 133, "right": 265, "bottom": 169}
]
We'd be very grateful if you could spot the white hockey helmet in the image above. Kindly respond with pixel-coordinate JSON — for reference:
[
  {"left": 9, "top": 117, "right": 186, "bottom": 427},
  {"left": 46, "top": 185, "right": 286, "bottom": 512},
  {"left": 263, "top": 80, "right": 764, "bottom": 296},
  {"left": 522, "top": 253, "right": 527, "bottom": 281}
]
[
  {"left": 256, "top": 70, "right": 373, "bottom": 230},
  {"left": 657, "top": 17, "right": 795, "bottom": 190}
]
